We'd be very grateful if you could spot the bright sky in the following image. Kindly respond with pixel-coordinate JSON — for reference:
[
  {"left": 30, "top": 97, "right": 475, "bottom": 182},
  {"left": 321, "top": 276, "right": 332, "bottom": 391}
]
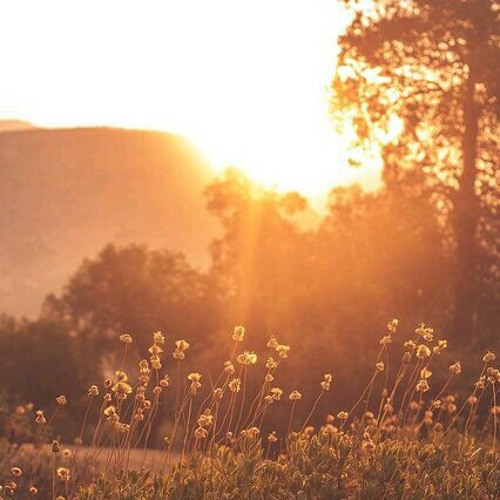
[{"left": 0, "top": 0, "right": 382, "bottom": 201}]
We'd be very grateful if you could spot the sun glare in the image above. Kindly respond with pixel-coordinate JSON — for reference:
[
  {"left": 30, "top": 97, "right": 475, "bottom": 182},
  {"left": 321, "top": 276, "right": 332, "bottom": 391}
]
[{"left": 0, "top": 0, "right": 385, "bottom": 203}]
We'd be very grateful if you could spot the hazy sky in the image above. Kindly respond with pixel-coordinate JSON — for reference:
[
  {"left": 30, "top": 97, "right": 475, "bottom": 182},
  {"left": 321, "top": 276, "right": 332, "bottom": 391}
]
[{"left": 0, "top": 0, "right": 382, "bottom": 197}]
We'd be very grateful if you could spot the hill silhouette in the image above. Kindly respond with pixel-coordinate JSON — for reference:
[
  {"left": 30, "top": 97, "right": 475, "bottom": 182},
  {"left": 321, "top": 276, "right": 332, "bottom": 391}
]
[{"left": 0, "top": 126, "right": 218, "bottom": 317}]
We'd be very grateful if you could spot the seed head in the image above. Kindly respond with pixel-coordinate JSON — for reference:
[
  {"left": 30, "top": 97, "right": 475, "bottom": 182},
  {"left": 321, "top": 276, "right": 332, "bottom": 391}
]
[
  {"left": 232, "top": 325, "right": 245, "bottom": 342},
  {"left": 119, "top": 333, "right": 133, "bottom": 344}
]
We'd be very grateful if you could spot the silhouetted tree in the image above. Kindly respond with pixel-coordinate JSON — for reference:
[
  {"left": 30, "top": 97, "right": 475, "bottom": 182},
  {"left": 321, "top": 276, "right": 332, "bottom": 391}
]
[
  {"left": 332, "top": 0, "right": 499, "bottom": 341},
  {"left": 43, "top": 244, "right": 221, "bottom": 356}
]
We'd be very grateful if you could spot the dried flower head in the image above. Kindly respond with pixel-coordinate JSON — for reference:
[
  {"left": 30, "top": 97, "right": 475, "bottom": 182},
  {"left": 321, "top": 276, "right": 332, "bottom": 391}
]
[
  {"left": 223, "top": 360, "right": 235, "bottom": 374},
  {"left": 375, "top": 361, "right": 385, "bottom": 372},
  {"left": 119, "top": 333, "right": 133, "bottom": 344},
  {"left": 194, "top": 427, "right": 208, "bottom": 440},
  {"left": 276, "top": 344, "right": 291, "bottom": 359},
  {"left": 236, "top": 350, "right": 258, "bottom": 366},
  {"left": 289, "top": 390, "right": 302, "bottom": 401},
  {"left": 35, "top": 410, "right": 46, "bottom": 424},
  {"left": 213, "top": 387, "right": 224, "bottom": 401},
  {"left": 229, "top": 378, "right": 241, "bottom": 392},
  {"left": 153, "top": 331, "right": 165, "bottom": 344},
  {"left": 232, "top": 325, "right": 245, "bottom": 342},
  {"left": 379, "top": 335, "right": 392, "bottom": 346},
  {"left": 420, "top": 368, "right": 432, "bottom": 379},
  {"left": 321, "top": 373, "right": 333, "bottom": 391},
  {"left": 416, "top": 344, "right": 431, "bottom": 359},
  {"left": 337, "top": 411, "right": 349, "bottom": 420},
  {"left": 56, "top": 467, "right": 70, "bottom": 481},
  {"left": 88, "top": 385, "right": 99, "bottom": 397},
  {"left": 266, "top": 336, "right": 279, "bottom": 349},
  {"left": 197, "top": 409, "right": 214, "bottom": 428},
  {"left": 56, "top": 395, "right": 67, "bottom": 406},
  {"left": 265, "top": 357, "right": 278, "bottom": 370},
  {"left": 416, "top": 379, "right": 430, "bottom": 392},
  {"left": 267, "top": 431, "right": 278, "bottom": 443},
  {"left": 10, "top": 467, "right": 22, "bottom": 478},
  {"left": 175, "top": 339, "right": 190, "bottom": 351},
  {"left": 387, "top": 319, "right": 399, "bottom": 335},
  {"left": 449, "top": 361, "right": 462, "bottom": 375},
  {"left": 483, "top": 351, "right": 496, "bottom": 363}
]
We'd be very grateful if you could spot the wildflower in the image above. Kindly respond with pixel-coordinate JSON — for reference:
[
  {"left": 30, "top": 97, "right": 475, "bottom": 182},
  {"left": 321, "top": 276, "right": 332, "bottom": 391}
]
[
  {"left": 379, "top": 335, "right": 392, "bottom": 345},
  {"left": 265, "top": 357, "right": 278, "bottom": 370},
  {"left": 483, "top": 351, "right": 495, "bottom": 363},
  {"left": 104, "top": 378, "right": 113, "bottom": 389},
  {"left": 404, "top": 340, "right": 416, "bottom": 351},
  {"left": 229, "top": 378, "right": 241, "bottom": 392},
  {"left": 416, "top": 344, "right": 431, "bottom": 359},
  {"left": 172, "top": 349, "right": 185, "bottom": 360},
  {"left": 103, "top": 405, "right": 117, "bottom": 420},
  {"left": 387, "top": 319, "right": 399, "bottom": 335},
  {"left": 29, "top": 486, "right": 38, "bottom": 495},
  {"left": 375, "top": 361, "right": 384, "bottom": 372},
  {"left": 188, "top": 372, "right": 202, "bottom": 394},
  {"left": 56, "top": 467, "right": 70, "bottom": 481},
  {"left": 119, "top": 333, "right": 133, "bottom": 344},
  {"left": 150, "top": 355, "right": 162, "bottom": 370},
  {"left": 337, "top": 411, "right": 349, "bottom": 420},
  {"left": 475, "top": 376, "right": 486, "bottom": 390},
  {"left": 115, "top": 370, "right": 128, "bottom": 382},
  {"left": 433, "top": 340, "right": 447, "bottom": 354},
  {"left": 153, "top": 331, "right": 165, "bottom": 344},
  {"left": 416, "top": 379, "right": 430, "bottom": 392},
  {"left": 148, "top": 344, "right": 163, "bottom": 355},
  {"left": 194, "top": 427, "right": 208, "bottom": 440},
  {"left": 487, "top": 367, "right": 500, "bottom": 383},
  {"left": 449, "top": 361, "right": 461, "bottom": 375},
  {"left": 269, "top": 387, "right": 283, "bottom": 401},
  {"left": 468, "top": 395, "right": 478, "bottom": 405},
  {"left": 267, "top": 431, "right": 278, "bottom": 443},
  {"left": 321, "top": 373, "right": 333, "bottom": 391},
  {"left": 224, "top": 360, "right": 235, "bottom": 374},
  {"left": 198, "top": 409, "right": 214, "bottom": 428},
  {"left": 175, "top": 339, "right": 190, "bottom": 351},
  {"left": 88, "top": 385, "right": 99, "bottom": 397},
  {"left": 213, "top": 387, "right": 224, "bottom": 401},
  {"left": 10, "top": 467, "right": 22, "bottom": 478},
  {"left": 52, "top": 440, "right": 60, "bottom": 453},
  {"left": 416, "top": 323, "right": 434, "bottom": 342},
  {"left": 447, "top": 403, "right": 457, "bottom": 413},
  {"left": 112, "top": 381, "right": 133, "bottom": 400},
  {"left": 35, "top": 410, "right": 46, "bottom": 424},
  {"left": 236, "top": 350, "right": 258, "bottom": 366},
  {"left": 160, "top": 374, "right": 170, "bottom": 387},
  {"left": 56, "top": 395, "right": 67, "bottom": 406},
  {"left": 289, "top": 390, "right": 302, "bottom": 401},
  {"left": 265, "top": 373, "right": 275, "bottom": 383},
  {"left": 276, "top": 344, "right": 290, "bottom": 359},
  {"left": 420, "top": 368, "right": 432, "bottom": 379},
  {"left": 232, "top": 325, "right": 245, "bottom": 342},
  {"left": 266, "top": 336, "right": 279, "bottom": 349}
]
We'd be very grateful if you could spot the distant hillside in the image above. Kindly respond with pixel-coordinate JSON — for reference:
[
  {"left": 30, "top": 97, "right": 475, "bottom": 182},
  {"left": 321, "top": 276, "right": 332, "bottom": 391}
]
[
  {"left": 0, "top": 120, "right": 36, "bottom": 132},
  {"left": 0, "top": 127, "right": 219, "bottom": 317}
]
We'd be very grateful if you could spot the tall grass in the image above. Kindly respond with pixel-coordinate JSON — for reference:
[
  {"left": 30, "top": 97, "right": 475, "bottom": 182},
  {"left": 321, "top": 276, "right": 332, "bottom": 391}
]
[{"left": 0, "top": 321, "right": 498, "bottom": 499}]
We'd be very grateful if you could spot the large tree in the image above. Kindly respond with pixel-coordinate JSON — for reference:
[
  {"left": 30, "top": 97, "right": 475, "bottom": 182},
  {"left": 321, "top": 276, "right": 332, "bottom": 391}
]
[{"left": 332, "top": 0, "right": 499, "bottom": 340}]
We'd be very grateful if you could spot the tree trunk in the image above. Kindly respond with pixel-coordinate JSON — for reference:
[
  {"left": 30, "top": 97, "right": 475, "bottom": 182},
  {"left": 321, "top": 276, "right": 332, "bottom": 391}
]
[{"left": 452, "top": 61, "right": 480, "bottom": 340}]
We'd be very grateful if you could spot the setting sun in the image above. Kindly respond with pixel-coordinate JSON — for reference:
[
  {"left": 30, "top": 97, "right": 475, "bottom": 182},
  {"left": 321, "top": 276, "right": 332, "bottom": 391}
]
[{"left": 0, "top": 0, "right": 382, "bottom": 201}]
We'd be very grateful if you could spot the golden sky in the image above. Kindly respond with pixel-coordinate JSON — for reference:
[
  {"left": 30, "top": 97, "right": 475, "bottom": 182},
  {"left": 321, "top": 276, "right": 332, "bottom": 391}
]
[{"left": 0, "top": 0, "right": 383, "bottom": 200}]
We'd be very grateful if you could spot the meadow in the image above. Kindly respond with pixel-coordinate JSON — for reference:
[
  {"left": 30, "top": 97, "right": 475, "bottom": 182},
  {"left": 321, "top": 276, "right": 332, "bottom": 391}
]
[{"left": 0, "top": 321, "right": 498, "bottom": 499}]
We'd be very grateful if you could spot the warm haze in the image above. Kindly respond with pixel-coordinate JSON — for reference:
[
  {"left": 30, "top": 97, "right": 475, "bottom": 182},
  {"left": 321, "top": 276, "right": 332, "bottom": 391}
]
[{"left": 0, "top": 0, "right": 383, "bottom": 201}]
